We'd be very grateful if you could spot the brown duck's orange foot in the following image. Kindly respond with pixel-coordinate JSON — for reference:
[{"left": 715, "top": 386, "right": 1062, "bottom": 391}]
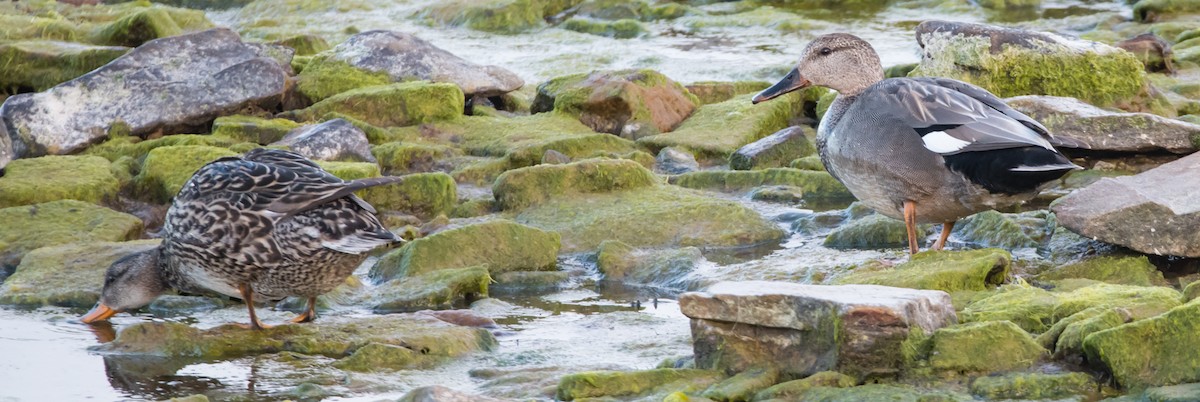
[
  {"left": 932, "top": 220, "right": 956, "bottom": 251},
  {"left": 237, "top": 283, "right": 273, "bottom": 330},
  {"left": 289, "top": 297, "right": 318, "bottom": 324}
]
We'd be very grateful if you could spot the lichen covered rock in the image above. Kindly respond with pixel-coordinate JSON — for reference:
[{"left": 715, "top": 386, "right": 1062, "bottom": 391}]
[
  {"left": 1084, "top": 301, "right": 1200, "bottom": 389},
  {"left": 0, "top": 155, "right": 120, "bottom": 208},
  {"left": 929, "top": 321, "right": 1046, "bottom": 373},
  {"left": 836, "top": 249, "right": 1010, "bottom": 293},
  {"left": 369, "top": 266, "right": 491, "bottom": 313},
  {"left": 493, "top": 159, "right": 658, "bottom": 210},
  {"left": 532, "top": 69, "right": 699, "bottom": 139},
  {"left": 752, "top": 371, "right": 857, "bottom": 401},
  {"left": 370, "top": 220, "right": 560, "bottom": 281},
  {"left": 0, "top": 240, "right": 159, "bottom": 307},
  {"left": 133, "top": 145, "right": 239, "bottom": 203},
  {"left": 637, "top": 93, "right": 803, "bottom": 162},
  {"left": 1036, "top": 255, "right": 1167, "bottom": 287},
  {"left": 284, "top": 82, "right": 464, "bottom": 128},
  {"left": 961, "top": 283, "right": 1182, "bottom": 332},
  {"left": 362, "top": 172, "right": 457, "bottom": 219},
  {"left": 0, "top": 200, "right": 143, "bottom": 269},
  {"left": 555, "top": 369, "right": 726, "bottom": 401},
  {"left": 669, "top": 168, "right": 851, "bottom": 200}
]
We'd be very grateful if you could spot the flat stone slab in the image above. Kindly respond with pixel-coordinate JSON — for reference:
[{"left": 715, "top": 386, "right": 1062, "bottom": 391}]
[
  {"left": 1007, "top": 95, "right": 1200, "bottom": 154},
  {"left": 1054, "top": 151, "right": 1200, "bottom": 257}
]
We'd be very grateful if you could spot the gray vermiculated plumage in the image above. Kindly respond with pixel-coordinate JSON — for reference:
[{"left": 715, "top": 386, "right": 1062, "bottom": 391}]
[{"left": 159, "top": 148, "right": 401, "bottom": 302}]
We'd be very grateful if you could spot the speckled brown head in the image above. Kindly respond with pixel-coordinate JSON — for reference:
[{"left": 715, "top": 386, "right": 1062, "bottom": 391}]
[
  {"left": 81, "top": 249, "right": 168, "bottom": 324},
  {"left": 753, "top": 33, "right": 885, "bottom": 103}
]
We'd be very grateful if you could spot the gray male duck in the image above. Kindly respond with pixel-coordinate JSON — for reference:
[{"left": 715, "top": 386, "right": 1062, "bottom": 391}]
[
  {"left": 82, "top": 148, "right": 404, "bottom": 329},
  {"left": 754, "top": 33, "right": 1079, "bottom": 254}
]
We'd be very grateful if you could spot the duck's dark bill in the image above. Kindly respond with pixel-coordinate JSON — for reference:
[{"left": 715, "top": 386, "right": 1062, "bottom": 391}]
[
  {"left": 753, "top": 67, "right": 810, "bottom": 104},
  {"left": 81, "top": 303, "right": 117, "bottom": 324}
]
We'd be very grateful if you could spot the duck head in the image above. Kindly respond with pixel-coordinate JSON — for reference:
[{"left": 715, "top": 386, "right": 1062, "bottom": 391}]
[
  {"left": 81, "top": 249, "right": 168, "bottom": 324},
  {"left": 753, "top": 33, "right": 884, "bottom": 103}
]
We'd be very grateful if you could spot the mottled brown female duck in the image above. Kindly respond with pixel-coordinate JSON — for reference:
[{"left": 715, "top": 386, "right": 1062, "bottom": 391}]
[
  {"left": 82, "top": 148, "right": 404, "bottom": 329},
  {"left": 754, "top": 33, "right": 1080, "bottom": 254}
]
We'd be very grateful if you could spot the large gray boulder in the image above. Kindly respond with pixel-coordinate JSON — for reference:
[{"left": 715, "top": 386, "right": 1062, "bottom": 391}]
[
  {"left": 272, "top": 118, "right": 375, "bottom": 162},
  {"left": 1007, "top": 95, "right": 1200, "bottom": 154},
  {"left": 0, "top": 28, "right": 287, "bottom": 167},
  {"left": 1054, "top": 152, "right": 1200, "bottom": 257},
  {"left": 680, "top": 281, "right": 956, "bottom": 379}
]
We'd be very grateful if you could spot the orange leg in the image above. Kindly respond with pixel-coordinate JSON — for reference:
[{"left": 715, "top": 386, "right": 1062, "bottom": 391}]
[
  {"left": 903, "top": 201, "right": 919, "bottom": 255},
  {"left": 932, "top": 221, "right": 956, "bottom": 251},
  {"left": 289, "top": 297, "right": 318, "bottom": 324},
  {"left": 237, "top": 284, "right": 272, "bottom": 330}
]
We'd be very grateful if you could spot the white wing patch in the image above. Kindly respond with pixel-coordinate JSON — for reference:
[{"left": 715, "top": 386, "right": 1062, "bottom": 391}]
[{"left": 921, "top": 131, "right": 971, "bottom": 154}]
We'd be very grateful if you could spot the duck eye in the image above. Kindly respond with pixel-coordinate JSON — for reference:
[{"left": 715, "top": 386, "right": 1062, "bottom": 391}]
[{"left": 819, "top": 47, "right": 832, "bottom": 55}]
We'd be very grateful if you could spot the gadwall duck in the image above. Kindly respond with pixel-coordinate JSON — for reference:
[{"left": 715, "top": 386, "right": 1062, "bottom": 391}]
[
  {"left": 753, "top": 33, "right": 1079, "bottom": 254},
  {"left": 82, "top": 148, "right": 404, "bottom": 329}
]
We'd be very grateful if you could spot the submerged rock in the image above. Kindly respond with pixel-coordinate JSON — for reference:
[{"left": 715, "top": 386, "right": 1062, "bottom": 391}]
[
  {"left": 0, "top": 155, "right": 120, "bottom": 208},
  {"left": 1054, "top": 151, "right": 1200, "bottom": 257},
  {"left": 272, "top": 119, "right": 375, "bottom": 163},
  {"left": 298, "top": 30, "right": 522, "bottom": 101},
  {"left": 929, "top": 321, "right": 1046, "bottom": 373},
  {"left": 1007, "top": 95, "right": 1200, "bottom": 154},
  {"left": 0, "top": 200, "right": 143, "bottom": 270},
  {"left": 729, "top": 126, "right": 816, "bottom": 170},
  {"left": 1084, "top": 302, "right": 1200, "bottom": 388},
  {"left": 836, "top": 249, "right": 1010, "bottom": 293},
  {"left": 556, "top": 368, "right": 725, "bottom": 401},
  {"left": 0, "top": 240, "right": 159, "bottom": 308},
  {"left": 680, "top": 281, "right": 957, "bottom": 379},
  {"left": 596, "top": 240, "right": 703, "bottom": 289},
  {"left": 0, "top": 28, "right": 287, "bottom": 166},
  {"left": 532, "top": 69, "right": 699, "bottom": 139},
  {"left": 370, "top": 220, "right": 560, "bottom": 281},
  {"left": 369, "top": 266, "right": 491, "bottom": 313}
]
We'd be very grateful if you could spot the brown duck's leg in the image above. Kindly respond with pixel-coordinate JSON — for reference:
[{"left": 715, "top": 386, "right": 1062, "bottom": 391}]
[
  {"left": 932, "top": 221, "right": 956, "bottom": 251},
  {"left": 289, "top": 297, "right": 318, "bottom": 324},
  {"left": 237, "top": 284, "right": 272, "bottom": 330},
  {"left": 903, "top": 201, "right": 919, "bottom": 255}
]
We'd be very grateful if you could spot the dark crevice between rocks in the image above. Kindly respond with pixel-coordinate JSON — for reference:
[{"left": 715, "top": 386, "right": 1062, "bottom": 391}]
[{"left": 1147, "top": 255, "right": 1200, "bottom": 286}]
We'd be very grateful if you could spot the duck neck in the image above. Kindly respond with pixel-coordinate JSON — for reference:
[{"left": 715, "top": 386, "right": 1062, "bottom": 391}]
[{"left": 833, "top": 70, "right": 883, "bottom": 96}]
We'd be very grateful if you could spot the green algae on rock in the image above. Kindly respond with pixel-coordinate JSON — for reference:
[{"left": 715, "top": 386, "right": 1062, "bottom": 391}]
[
  {"left": 295, "top": 57, "right": 392, "bottom": 102},
  {"left": 1134, "top": 0, "right": 1200, "bottom": 22},
  {"left": 0, "top": 240, "right": 159, "bottom": 308},
  {"left": 637, "top": 93, "right": 803, "bottom": 162},
  {"left": 699, "top": 366, "right": 779, "bottom": 402},
  {"left": 836, "top": 249, "right": 1010, "bottom": 293},
  {"left": 418, "top": 0, "right": 545, "bottom": 34},
  {"left": 823, "top": 214, "right": 924, "bottom": 250},
  {"left": 369, "top": 266, "right": 490, "bottom": 313},
  {"left": 929, "top": 321, "right": 1046, "bottom": 373},
  {"left": 0, "top": 41, "right": 129, "bottom": 92},
  {"left": 752, "top": 371, "right": 857, "bottom": 401},
  {"left": 134, "top": 145, "right": 240, "bottom": 203},
  {"left": 788, "top": 384, "right": 973, "bottom": 402},
  {"left": 951, "top": 210, "right": 1053, "bottom": 250},
  {"left": 790, "top": 155, "right": 825, "bottom": 171},
  {"left": 562, "top": 18, "right": 646, "bottom": 39},
  {"left": 669, "top": 168, "right": 851, "bottom": 200},
  {"left": 532, "top": 69, "right": 699, "bottom": 139},
  {"left": 363, "top": 172, "right": 457, "bottom": 219},
  {"left": 685, "top": 81, "right": 771, "bottom": 105},
  {"left": 1054, "top": 307, "right": 1129, "bottom": 356},
  {"left": 962, "top": 283, "right": 1183, "bottom": 333},
  {"left": 211, "top": 115, "right": 303, "bottom": 145},
  {"left": 0, "top": 155, "right": 120, "bottom": 208},
  {"left": 1036, "top": 255, "right": 1167, "bottom": 287},
  {"left": 555, "top": 368, "right": 726, "bottom": 401},
  {"left": 370, "top": 220, "right": 560, "bottom": 281},
  {"left": 87, "top": 4, "right": 213, "bottom": 47},
  {"left": 284, "top": 82, "right": 464, "bottom": 128},
  {"left": 270, "top": 34, "right": 330, "bottom": 56},
  {"left": 493, "top": 159, "right": 659, "bottom": 211},
  {"left": 84, "top": 134, "right": 242, "bottom": 163},
  {"left": 596, "top": 240, "right": 703, "bottom": 289},
  {"left": 1084, "top": 301, "right": 1200, "bottom": 389},
  {"left": 95, "top": 314, "right": 497, "bottom": 362},
  {"left": 969, "top": 372, "right": 1097, "bottom": 400},
  {"left": 0, "top": 200, "right": 143, "bottom": 269},
  {"left": 331, "top": 342, "right": 417, "bottom": 372},
  {"left": 371, "top": 142, "right": 461, "bottom": 175}
]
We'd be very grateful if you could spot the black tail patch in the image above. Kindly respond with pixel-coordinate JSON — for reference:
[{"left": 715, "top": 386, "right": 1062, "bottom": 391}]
[{"left": 943, "top": 146, "right": 1076, "bottom": 195}]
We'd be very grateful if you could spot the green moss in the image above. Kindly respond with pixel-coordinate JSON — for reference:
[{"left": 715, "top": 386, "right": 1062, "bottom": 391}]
[
  {"left": 362, "top": 173, "right": 457, "bottom": 219},
  {"left": 1084, "top": 302, "right": 1200, "bottom": 389},
  {"left": 790, "top": 155, "right": 825, "bottom": 171},
  {"left": 369, "top": 266, "right": 490, "bottom": 313},
  {"left": 749, "top": 185, "right": 804, "bottom": 204},
  {"left": 97, "top": 314, "right": 497, "bottom": 362},
  {"left": 1185, "top": 280, "right": 1200, "bottom": 302},
  {"left": 700, "top": 366, "right": 779, "bottom": 402},
  {"left": 791, "top": 384, "right": 972, "bottom": 402},
  {"left": 415, "top": 113, "right": 638, "bottom": 169},
  {"left": 211, "top": 115, "right": 302, "bottom": 145},
  {"left": 729, "top": 126, "right": 817, "bottom": 170},
  {"left": 669, "top": 168, "right": 852, "bottom": 200},
  {"left": 0, "top": 200, "right": 143, "bottom": 269},
  {"left": 1055, "top": 308, "right": 1127, "bottom": 356},
  {"left": 419, "top": 0, "right": 545, "bottom": 34},
  {"left": 514, "top": 186, "right": 786, "bottom": 252},
  {"left": 930, "top": 321, "right": 1046, "bottom": 373},
  {"left": 286, "top": 82, "right": 464, "bottom": 127},
  {"left": 84, "top": 134, "right": 240, "bottom": 163},
  {"left": 961, "top": 285, "right": 1059, "bottom": 332},
  {"left": 535, "top": 69, "right": 700, "bottom": 139},
  {"left": 0, "top": 14, "right": 85, "bottom": 42},
  {"left": 836, "top": 249, "right": 1010, "bottom": 292},
  {"left": 684, "top": 81, "right": 771, "bottom": 105},
  {"left": 450, "top": 198, "right": 495, "bottom": 218},
  {"left": 492, "top": 270, "right": 568, "bottom": 291},
  {"left": 314, "top": 160, "right": 380, "bottom": 181},
  {"left": 0, "top": 155, "right": 120, "bottom": 208},
  {"left": 0, "top": 40, "right": 128, "bottom": 92},
  {"left": 911, "top": 31, "right": 1149, "bottom": 110},
  {"left": 88, "top": 7, "right": 199, "bottom": 47},
  {"left": 952, "top": 210, "right": 1050, "bottom": 249},
  {"left": 296, "top": 56, "right": 392, "bottom": 102},
  {"left": 134, "top": 145, "right": 239, "bottom": 203},
  {"left": 332, "top": 342, "right": 416, "bottom": 372},
  {"left": 0, "top": 240, "right": 159, "bottom": 307},
  {"left": 1037, "top": 255, "right": 1167, "bottom": 287},
  {"left": 270, "top": 34, "right": 330, "bottom": 56},
  {"left": 562, "top": 18, "right": 645, "bottom": 39},
  {"left": 371, "top": 142, "right": 461, "bottom": 175},
  {"left": 370, "top": 220, "right": 560, "bottom": 281},
  {"left": 1054, "top": 283, "right": 1182, "bottom": 321},
  {"left": 1135, "top": 0, "right": 1200, "bottom": 22},
  {"left": 822, "top": 214, "right": 922, "bottom": 250},
  {"left": 595, "top": 241, "right": 701, "bottom": 288},
  {"left": 753, "top": 371, "right": 856, "bottom": 401},
  {"left": 969, "top": 372, "right": 1095, "bottom": 400},
  {"left": 1035, "top": 306, "right": 1105, "bottom": 349},
  {"left": 637, "top": 93, "right": 803, "bottom": 162},
  {"left": 555, "top": 368, "right": 725, "bottom": 400},
  {"left": 884, "top": 63, "right": 919, "bottom": 78},
  {"left": 451, "top": 157, "right": 511, "bottom": 185},
  {"left": 492, "top": 159, "right": 659, "bottom": 211},
  {"left": 962, "top": 283, "right": 1183, "bottom": 333}
]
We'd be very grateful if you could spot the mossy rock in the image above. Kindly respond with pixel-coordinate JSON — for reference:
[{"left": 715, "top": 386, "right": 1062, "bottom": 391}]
[
  {"left": 533, "top": 69, "right": 700, "bottom": 139},
  {"left": 0, "top": 14, "right": 86, "bottom": 42},
  {"left": 822, "top": 214, "right": 923, "bottom": 250},
  {"left": 749, "top": 185, "right": 804, "bottom": 204},
  {"left": 595, "top": 240, "right": 702, "bottom": 289},
  {"left": 370, "top": 220, "right": 560, "bottom": 281},
  {"left": 83, "top": 134, "right": 242, "bottom": 163},
  {"left": 89, "top": 6, "right": 212, "bottom": 47},
  {"left": 492, "top": 159, "right": 659, "bottom": 211},
  {"left": 952, "top": 210, "right": 1053, "bottom": 250},
  {"left": 270, "top": 34, "right": 330, "bottom": 56},
  {"left": 752, "top": 371, "right": 857, "bottom": 401},
  {"left": 1142, "top": 383, "right": 1200, "bottom": 402},
  {"left": 295, "top": 57, "right": 392, "bottom": 102},
  {"left": 555, "top": 368, "right": 726, "bottom": 401},
  {"left": 929, "top": 321, "right": 1046, "bottom": 373},
  {"left": 0, "top": 240, "right": 159, "bottom": 308},
  {"left": 0, "top": 40, "right": 129, "bottom": 92},
  {"left": 562, "top": 18, "right": 646, "bottom": 39},
  {"left": 133, "top": 145, "right": 239, "bottom": 203},
  {"left": 450, "top": 198, "right": 495, "bottom": 218},
  {"left": 95, "top": 314, "right": 497, "bottom": 362},
  {"left": 491, "top": 270, "right": 568, "bottom": 292},
  {"left": 969, "top": 372, "right": 1097, "bottom": 400},
  {"left": 1135, "top": 0, "right": 1200, "bottom": 23},
  {"left": 962, "top": 283, "right": 1183, "bottom": 333},
  {"left": 677, "top": 6, "right": 830, "bottom": 35},
  {"left": 637, "top": 93, "right": 803, "bottom": 162},
  {"left": 211, "top": 115, "right": 302, "bottom": 145},
  {"left": 1037, "top": 255, "right": 1167, "bottom": 287},
  {"left": 369, "top": 266, "right": 490, "bottom": 313},
  {"left": 1185, "top": 280, "right": 1200, "bottom": 302},
  {"left": 1054, "top": 307, "right": 1128, "bottom": 356},
  {"left": 363, "top": 172, "right": 457, "bottom": 219},
  {"left": 790, "top": 155, "right": 825, "bottom": 171},
  {"left": 331, "top": 342, "right": 417, "bottom": 372},
  {"left": 284, "top": 82, "right": 464, "bottom": 128},
  {"left": 1054, "top": 283, "right": 1182, "bottom": 321},
  {"left": 836, "top": 249, "right": 1010, "bottom": 292},
  {"left": 0, "top": 200, "right": 143, "bottom": 270},
  {"left": 685, "top": 81, "right": 771, "bottom": 105},
  {"left": 1084, "top": 301, "right": 1200, "bottom": 389},
  {"left": 371, "top": 142, "right": 461, "bottom": 175},
  {"left": 976, "top": 0, "right": 1041, "bottom": 9},
  {"left": 669, "top": 168, "right": 851, "bottom": 200},
  {"left": 0, "top": 155, "right": 120, "bottom": 208},
  {"left": 699, "top": 366, "right": 779, "bottom": 402},
  {"left": 418, "top": 0, "right": 545, "bottom": 34},
  {"left": 514, "top": 186, "right": 786, "bottom": 252},
  {"left": 780, "top": 384, "right": 972, "bottom": 402}
]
